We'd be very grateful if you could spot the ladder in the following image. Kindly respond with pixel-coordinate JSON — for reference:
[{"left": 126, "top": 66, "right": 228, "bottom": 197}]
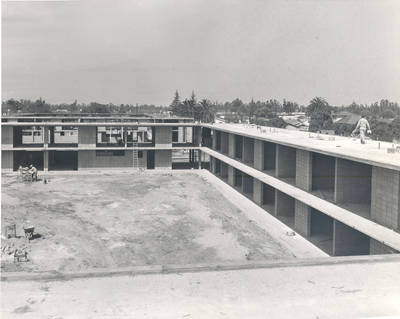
[{"left": 132, "top": 142, "right": 139, "bottom": 170}]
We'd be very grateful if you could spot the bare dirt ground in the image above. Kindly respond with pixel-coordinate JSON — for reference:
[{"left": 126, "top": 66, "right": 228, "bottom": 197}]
[{"left": 1, "top": 171, "right": 294, "bottom": 272}]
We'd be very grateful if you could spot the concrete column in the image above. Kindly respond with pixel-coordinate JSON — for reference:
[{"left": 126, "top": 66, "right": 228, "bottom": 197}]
[
  {"left": 275, "top": 190, "right": 294, "bottom": 217},
  {"left": 371, "top": 167, "right": 400, "bottom": 230},
  {"left": 295, "top": 149, "right": 312, "bottom": 191},
  {"left": 228, "top": 134, "right": 235, "bottom": 158},
  {"left": 254, "top": 139, "right": 264, "bottom": 171},
  {"left": 210, "top": 157, "right": 216, "bottom": 174},
  {"left": 43, "top": 150, "right": 49, "bottom": 172},
  {"left": 212, "top": 130, "right": 217, "bottom": 150},
  {"left": 333, "top": 220, "right": 370, "bottom": 256},
  {"left": 78, "top": 126, "right": 96, "bottom": 148},
  {"left": 243, "top": 137, "right": 254, "bottom": 164},
  {"left": 228, "top": 166, "right": 235, "bottom": 186},
  {"left": 1, "top": 126, "right": 13, "bottom": 147},
  {"left": 294, "top": 201, "right": 311, "bottom": 237},
  {"left": 253, "top": 179, "right": 263, "bottom": 205},
  {"left": 43, "top": 126, "right": 49, "bottom": 147},
  {"left": 276, "top": 145, "right": 296, "bottom": 178},
  {"left": 1, "top": 151, "right": 13, "bottom": 171},
  {"left": 198, "top": 150, "right": 202, "bottom": 169},
  {"left": 334, "top": 158, "right": 372, "bottom": 204}
]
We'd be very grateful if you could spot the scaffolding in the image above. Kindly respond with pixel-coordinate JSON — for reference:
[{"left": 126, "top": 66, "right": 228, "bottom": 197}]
[{"left": 132, "top": 142, "right": 139, "bottom": 170}]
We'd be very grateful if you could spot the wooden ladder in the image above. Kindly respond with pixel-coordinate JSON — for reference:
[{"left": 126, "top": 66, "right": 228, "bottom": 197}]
[{"left": 132, "top": 141, "right": 139, "bottom": 170}]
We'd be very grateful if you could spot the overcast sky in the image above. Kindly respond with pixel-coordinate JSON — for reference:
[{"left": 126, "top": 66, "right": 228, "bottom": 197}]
[{"left": 2, "top": 0, "right": 400, "bottom": 106}]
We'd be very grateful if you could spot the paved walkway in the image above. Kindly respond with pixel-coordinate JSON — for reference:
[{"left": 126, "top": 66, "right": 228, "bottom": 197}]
[{"left": 2, "top": 256, "right": 400, "bottom": 319}]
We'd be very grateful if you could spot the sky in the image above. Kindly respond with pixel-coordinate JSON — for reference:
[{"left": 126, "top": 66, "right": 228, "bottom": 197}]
[{"left": 1, "top": 0, "right": 400, "bottom": 106}]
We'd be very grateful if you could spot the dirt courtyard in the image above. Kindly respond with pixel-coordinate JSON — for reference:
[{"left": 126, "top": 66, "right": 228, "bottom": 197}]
[{"left": 1, "top": 170, "right": 295, "bottom": 272}]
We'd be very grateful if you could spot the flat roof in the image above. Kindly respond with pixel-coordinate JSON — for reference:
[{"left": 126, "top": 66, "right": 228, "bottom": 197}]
[
  {"left": 203, "top": 147, "right": 400, "bottom": 252},
  {"left": 203, "top": 123, "right": 400, "bottom": 171}
]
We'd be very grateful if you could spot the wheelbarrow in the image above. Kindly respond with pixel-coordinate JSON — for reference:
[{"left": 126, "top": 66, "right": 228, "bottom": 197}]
[
  {"left": 23, "top": 227, "right": 35, "bottom": 240},
  {"left": 14, "top": 249, "right": 28, "bottom": 263}
]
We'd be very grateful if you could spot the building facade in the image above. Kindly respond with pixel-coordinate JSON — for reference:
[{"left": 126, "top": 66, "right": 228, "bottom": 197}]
[{"left": 2, "top": 116, "right": 400, "bottom": 257}]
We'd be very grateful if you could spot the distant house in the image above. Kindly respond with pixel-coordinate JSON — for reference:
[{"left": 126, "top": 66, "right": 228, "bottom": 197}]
[{"left": 281, "top": 115, "right": 309, "bottom": 131}]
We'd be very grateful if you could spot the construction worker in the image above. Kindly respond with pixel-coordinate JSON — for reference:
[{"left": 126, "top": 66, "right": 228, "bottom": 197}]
[
  {"left": 352, "top": 115, "right": 372, "bottom": 144},
  {"left": 28, "top": 164, "right": 38, "bottom": 181}
]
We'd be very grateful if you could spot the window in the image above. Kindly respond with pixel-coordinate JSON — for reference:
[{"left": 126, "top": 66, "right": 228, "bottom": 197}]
[
  {"left": 138, "top": 151, "right": 143, "bottom": 158},
  {"left": 60, "top": 132, "right": 65, "bottom": 136},
  {"left": 33, "top": 131, "right": 41, "bottom": 136},
  {"left": 96, "top": 150, "right": 125, "bottom": 156}
]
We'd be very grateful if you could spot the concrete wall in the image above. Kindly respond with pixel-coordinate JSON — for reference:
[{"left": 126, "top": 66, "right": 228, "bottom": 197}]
[
  {"left": 155, "top": 150, "right": 172, "bottom": 169},
  {"left": 78, "top": 127, "right": 96, "bottom": 147},
  {"left": 155, "top": 127, "right": 172, "bottom": 146},
  {"left": 370, "top": 239, "right": 399, "bottom": 255},
  {"left": 335, "top": 159, "right": 372, "bottom": 204},
  {"left": 243, "top": 137, "right": 254, "bottom": 164},
  {"left": 2, "top": 126, "right": 13, "bottom": 146},
  {"left": 254, "top": 139, "right": 264, "bottom": 170},
  {"left": 1, "top": 151, "right": 13, "bottom": 171},
  {"left": 276, "top": 145, "right": 296, "bottom": 178},
  {"left": 371, "top": 167, "right": 400, "bottom": 230},
  {"left": 275, "top": 190, "right": 294, "bottom": 217},
  {"left": 294, "top": 201, "right": 311, "bottom": 237},
  {"left": 78, "top": 150, "right": 147, "bottom": 169},
  {"left": 333, "top": 220, "right": 370, "bottom": 256}
]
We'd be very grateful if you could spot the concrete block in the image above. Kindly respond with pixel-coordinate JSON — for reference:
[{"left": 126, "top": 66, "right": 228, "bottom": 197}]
[
  {"left": 296, "top": 149, "right": 312, "bottom": 191},
  {"left": 294, "top": 201, "right": 311, "bottom": 237},
  {"left": 371, "top": 167, "right": 400, "bottom": 230}
]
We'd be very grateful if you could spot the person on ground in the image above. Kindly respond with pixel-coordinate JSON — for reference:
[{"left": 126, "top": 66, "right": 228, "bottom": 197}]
[
  {"left": 28, "top": 164, "right": 38, "bottom": 181},
  {"left": 352, "top": 115, "right": 371, "bottom": 144}
]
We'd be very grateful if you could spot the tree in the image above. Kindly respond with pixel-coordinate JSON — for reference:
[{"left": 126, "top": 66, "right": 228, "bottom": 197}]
[
  {"left": 198, "top": 99, "right": 215, "bottom": 123},
  {"left": 307, "top": 97, "right": 333, "bottom": 132},
  {"left": 170, "top": 90, "right": 182, "bottom": 116}
]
